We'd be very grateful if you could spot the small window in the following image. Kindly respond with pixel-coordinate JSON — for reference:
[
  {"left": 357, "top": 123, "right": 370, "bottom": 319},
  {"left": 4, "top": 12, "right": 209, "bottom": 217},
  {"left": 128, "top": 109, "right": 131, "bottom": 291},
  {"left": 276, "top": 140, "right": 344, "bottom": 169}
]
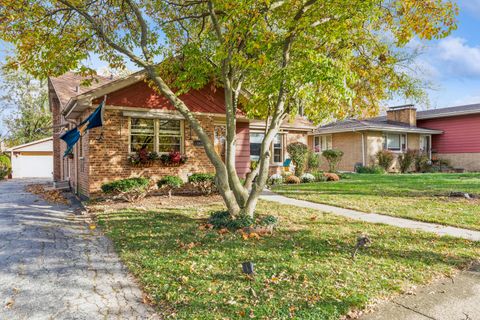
[
  {"left": 130, "top": 118, "right": 154, "bottom": 152},
  {"left": 273, "top": 134, "right": 283, "bottom": 163},
  {"left": 158, "top": 119, "right": 182, "bottom": 153},
  {"left": 383, "top": 133, "right": 406, "bottom": 151},
  {"left": 250, "top": 133, "right": 264, "bottom": 161},
  {"left": 314, "top": 135, "right": 332, "bottom": 153}
]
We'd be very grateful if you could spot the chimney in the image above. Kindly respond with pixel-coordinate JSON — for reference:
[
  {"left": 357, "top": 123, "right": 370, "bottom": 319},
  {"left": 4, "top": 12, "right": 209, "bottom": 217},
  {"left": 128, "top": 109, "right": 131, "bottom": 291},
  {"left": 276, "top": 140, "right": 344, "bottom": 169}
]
[{"left": 386, "top": 104, "right": 417, "bottom": 127}]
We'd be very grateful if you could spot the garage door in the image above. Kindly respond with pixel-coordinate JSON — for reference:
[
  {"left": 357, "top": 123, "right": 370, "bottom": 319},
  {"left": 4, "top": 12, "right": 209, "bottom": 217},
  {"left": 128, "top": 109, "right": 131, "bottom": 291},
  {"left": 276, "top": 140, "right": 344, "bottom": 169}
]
[{"left": 11, "top": 154, "right": 53, "bottom": 178}]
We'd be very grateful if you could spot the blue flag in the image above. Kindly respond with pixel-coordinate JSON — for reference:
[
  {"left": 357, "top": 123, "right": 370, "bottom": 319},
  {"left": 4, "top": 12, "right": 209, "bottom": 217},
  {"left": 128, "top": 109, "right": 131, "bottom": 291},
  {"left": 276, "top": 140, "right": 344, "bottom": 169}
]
[{"left": 60, "top": 101, "right": 104, "bottom": 157}]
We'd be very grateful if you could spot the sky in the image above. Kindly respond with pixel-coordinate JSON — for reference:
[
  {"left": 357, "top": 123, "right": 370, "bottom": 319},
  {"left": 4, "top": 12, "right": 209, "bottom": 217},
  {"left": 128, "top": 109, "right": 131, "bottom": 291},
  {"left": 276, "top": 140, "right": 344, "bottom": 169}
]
[{"left": 1, "top": 0, "right": 480, "bottom": 136}]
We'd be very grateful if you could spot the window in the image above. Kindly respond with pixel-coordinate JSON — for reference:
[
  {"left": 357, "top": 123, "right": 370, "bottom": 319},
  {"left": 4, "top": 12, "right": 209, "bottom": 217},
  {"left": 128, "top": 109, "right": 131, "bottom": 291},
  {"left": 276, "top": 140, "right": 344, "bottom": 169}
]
[
  {"left": 158, "top": 119, "right": 182, "bottom": 153},
  {"left": 273, "top": 134, "right": 283, "bottom": 163},
  {"left": 250, "top": 132, "right": 283, "bottom": 163},
  {"left": 314, "top": 135, "right": 332, "bottom": 153},
  {"left": 383, "top": 133, "right": 406, "bottom": 151},
  {"left": 130, "top": 118, "right": 155, "bottom": 152},
  {"left": 130, "top": 118, "right": 183, "bottom": 153}
]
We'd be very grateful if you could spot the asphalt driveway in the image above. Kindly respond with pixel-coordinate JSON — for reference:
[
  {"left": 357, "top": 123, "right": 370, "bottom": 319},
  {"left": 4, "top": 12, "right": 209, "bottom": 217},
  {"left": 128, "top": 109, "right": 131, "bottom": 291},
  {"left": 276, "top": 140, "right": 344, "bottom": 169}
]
[{"left": 0, "top": 179, "right": 156, "bottom": 319}]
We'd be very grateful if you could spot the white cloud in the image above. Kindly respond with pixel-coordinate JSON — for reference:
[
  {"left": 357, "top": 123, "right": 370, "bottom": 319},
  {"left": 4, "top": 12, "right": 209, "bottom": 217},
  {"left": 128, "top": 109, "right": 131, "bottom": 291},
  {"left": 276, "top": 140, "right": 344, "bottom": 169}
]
[{"left": 436, "top": 36, "right": 480, "bottom": 77}]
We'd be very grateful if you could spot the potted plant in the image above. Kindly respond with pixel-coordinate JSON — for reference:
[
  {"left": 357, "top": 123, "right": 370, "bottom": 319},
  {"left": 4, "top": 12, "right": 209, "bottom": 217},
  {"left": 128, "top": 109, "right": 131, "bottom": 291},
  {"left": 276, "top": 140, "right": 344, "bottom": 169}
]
[{"left": 160, "top": 151, "right": 188, "bottom": 167}]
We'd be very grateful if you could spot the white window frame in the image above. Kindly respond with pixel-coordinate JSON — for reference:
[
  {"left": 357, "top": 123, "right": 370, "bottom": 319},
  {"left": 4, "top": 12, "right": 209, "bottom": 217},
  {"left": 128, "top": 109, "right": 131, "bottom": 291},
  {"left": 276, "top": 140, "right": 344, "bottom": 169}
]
[
  {"left": 383, "top": 132, "right": 407, "bottom": 152},
  {"left": 129, "top": 117, "right": 184, "bottom": 154},
  {"left": 249, "top": 132, "right": 284, "bottom": 164},
  {"left": 314, "top": 134, "right": 332, "bottom": 153}
]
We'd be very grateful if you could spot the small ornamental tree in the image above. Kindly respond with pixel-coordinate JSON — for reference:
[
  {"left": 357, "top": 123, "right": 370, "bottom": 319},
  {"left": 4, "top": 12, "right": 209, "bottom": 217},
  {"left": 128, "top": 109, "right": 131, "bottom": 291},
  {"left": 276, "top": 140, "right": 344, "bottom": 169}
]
[
  {"left": 398, "top": 149, "right": 416, "bottom": 173},
  {"left": 306, "top": 150, "right": 321, "bottom": 173},
  {"left": 0, "top": 0, "right": 458, "bottom": 218},
  {"left": 286, "top": 142, "right": 308, "bottom": 177},
  {"left": 322, "top": 149, "right": 344, "bottom": 172},
  {"left": 376, "top": 150, "right": 395, "bottom": 171}
]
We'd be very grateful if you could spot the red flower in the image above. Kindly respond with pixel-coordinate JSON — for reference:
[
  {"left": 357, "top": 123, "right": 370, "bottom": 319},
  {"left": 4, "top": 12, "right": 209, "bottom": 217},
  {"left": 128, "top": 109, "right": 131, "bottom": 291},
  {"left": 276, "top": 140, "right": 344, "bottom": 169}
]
[{"left": 170, "top": 151, "right": 182, "bottom": 163}]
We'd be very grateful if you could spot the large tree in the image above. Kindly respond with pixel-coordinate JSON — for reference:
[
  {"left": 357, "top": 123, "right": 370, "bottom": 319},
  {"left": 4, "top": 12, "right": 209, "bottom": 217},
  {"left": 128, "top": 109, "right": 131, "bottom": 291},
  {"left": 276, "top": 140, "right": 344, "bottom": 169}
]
[
  {"left": 0, "top": 66, "right": 51, "bottom": 146},
  {"left": 0, "top": 0, "right": 457, "bottom": 217}
]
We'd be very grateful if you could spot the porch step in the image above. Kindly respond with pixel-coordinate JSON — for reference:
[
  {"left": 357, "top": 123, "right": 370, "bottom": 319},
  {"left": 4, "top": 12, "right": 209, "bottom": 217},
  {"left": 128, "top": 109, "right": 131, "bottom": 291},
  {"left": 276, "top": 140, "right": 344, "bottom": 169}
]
[{"left": 53, "top": 180, "right": 70, "bottom": 190}]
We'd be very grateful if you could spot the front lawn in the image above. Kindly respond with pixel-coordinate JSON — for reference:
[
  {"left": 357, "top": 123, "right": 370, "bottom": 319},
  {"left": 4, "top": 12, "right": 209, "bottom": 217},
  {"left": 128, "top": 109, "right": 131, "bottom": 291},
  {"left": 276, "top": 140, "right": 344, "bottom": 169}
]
[
  {"left": 97, "top": 200, "right": 479, "bottom": 319},
  {"left": 273, "top": 173, "right": 480, "bottom": 231}
]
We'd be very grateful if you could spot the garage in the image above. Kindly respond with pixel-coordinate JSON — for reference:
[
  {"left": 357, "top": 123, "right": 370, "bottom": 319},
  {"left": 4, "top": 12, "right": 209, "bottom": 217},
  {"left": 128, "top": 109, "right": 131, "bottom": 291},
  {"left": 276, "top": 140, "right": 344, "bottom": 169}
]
[{"left": 7, "top": 137, "right": 53, "bottom": 179}]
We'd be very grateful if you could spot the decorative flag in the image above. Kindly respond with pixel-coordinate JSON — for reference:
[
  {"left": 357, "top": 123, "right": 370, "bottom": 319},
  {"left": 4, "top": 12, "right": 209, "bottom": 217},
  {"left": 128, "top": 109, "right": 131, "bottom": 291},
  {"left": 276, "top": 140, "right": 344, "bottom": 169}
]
[{"left": 60, "top": 100, "right": 105, "bottom": 157}]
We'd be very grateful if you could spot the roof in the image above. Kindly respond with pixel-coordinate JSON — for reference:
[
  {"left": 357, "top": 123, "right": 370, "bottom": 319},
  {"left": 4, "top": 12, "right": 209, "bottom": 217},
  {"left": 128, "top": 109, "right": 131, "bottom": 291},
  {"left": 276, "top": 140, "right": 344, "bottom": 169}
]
[
  {"left": 314, "top": 118, "right": 442, "bottom": 135},
  {"left": 6, "top": 137, "right": 53, "bottom": 152},
  {"left": 416, "top": 103, "right": 480, "bottom": 120},
  {"left": 49, "top": 71, "right": 117, "bottom": 108},
  {"left": 250, "top": 116, "right": 316, "bottom": 131}
]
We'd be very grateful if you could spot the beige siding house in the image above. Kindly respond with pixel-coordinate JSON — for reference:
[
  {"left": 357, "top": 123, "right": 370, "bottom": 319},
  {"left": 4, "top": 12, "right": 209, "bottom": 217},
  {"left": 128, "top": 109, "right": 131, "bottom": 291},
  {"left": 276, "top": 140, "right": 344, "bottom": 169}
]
[{"left": 311, "top": 106, "right": 443, "bottom": 172}]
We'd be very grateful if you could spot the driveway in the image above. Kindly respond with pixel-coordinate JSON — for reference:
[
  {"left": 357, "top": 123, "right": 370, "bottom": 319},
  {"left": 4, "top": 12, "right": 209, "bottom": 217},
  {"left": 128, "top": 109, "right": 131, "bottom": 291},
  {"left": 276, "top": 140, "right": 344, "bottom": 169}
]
[{"left": 0, "top": 179, "right": 156, "bottom": 319}]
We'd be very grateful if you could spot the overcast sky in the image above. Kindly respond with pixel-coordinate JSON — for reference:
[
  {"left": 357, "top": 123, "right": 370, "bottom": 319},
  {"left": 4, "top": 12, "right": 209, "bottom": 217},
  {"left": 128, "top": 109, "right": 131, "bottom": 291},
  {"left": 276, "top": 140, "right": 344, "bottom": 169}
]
[{"left": 1, "top": 0, "right": 480, "bottom": 136}]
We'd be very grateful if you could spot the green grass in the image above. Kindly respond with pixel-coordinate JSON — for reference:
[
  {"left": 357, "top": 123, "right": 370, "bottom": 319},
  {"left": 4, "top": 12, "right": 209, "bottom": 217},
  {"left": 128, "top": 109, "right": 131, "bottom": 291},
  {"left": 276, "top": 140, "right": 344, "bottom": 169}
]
[
  {"left": 273, "top": 173, "right": 480, "bottom": 230},
  {"left": 97, "top": 200, "right": 479, "bottom": 319}
]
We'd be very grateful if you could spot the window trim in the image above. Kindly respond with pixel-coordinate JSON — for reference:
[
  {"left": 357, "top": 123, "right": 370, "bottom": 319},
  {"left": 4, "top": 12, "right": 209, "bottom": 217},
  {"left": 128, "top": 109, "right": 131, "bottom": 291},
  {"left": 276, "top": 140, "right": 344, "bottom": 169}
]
[
  {"left": 313, "top": 134, "right": 332, "bottom": 153},
  {"left": 383, "top": 132, "right": 407, "bottom": 152},
  {"left": 128, "top": 117, "right": 184, "bottom": 154},
  {"left": 249, "top": 131, "right": 284, "bottom": 165}
]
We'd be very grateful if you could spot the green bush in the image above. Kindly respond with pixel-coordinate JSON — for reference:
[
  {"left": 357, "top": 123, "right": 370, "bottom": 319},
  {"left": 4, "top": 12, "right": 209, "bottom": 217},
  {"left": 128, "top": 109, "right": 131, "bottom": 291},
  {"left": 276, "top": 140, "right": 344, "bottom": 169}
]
[
  {"left": 376, "top": 150, "right": 395, "bottom": 171},
  {"left": 355, "top": 165, "right": 385, "bottom": 174},
  {"left": 398, "top": 149, "right": 416, "bottom": 173},
  {"left": 0, "top": 154, "right": 11, "bottom": 180},
  {"left": 101, "top": 177, "right": 149, "bottom": 194},
  {"left": 188, "top": 173, "right": 215, "bottom": 183},
  {"left": 157, "top": 175, "right": 183, "bottom": 188},
  {"left": 415, "top": 152, "right": 432, "bottom": 173},
  {"left": 259, "top": 215, "right": 278, "bottom": 226},
  {"left": 312, "top": 171, "right": 328, "bottom": 182},
  {"left": 208, "top": 211, "right": 254, "bottom": 230},
  {"left": 322, "top": 149, "right": 344, "bottom": 172},
  {"left": 306, "top": 150, "right": 320, "bottom": 172},
  {"left": 286, "top": 142, "right": 309, "bottom": 177}
]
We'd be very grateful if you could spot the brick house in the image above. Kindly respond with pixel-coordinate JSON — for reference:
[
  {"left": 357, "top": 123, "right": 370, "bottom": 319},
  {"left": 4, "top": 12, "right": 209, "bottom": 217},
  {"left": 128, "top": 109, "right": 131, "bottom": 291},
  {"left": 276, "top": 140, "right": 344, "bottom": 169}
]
[
  {"left": 49, "top": 71, "right": 315, "bottom": 198},
  {"left": 311, "top": 105, "right": 443, "bottom": 172}
]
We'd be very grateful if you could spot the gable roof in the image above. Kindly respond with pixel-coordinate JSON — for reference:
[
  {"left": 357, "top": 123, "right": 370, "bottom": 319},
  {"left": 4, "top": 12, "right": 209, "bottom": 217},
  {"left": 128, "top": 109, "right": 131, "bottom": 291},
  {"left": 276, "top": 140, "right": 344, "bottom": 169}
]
[
  {"left": 315, "top": 118, "right": 442, "bottom": 135},
  {"left": 250, "top": 116, "right": 316, "bottom": 131},
  {"left": 6, "top": 137, "right": 53, "bottom": 152}
]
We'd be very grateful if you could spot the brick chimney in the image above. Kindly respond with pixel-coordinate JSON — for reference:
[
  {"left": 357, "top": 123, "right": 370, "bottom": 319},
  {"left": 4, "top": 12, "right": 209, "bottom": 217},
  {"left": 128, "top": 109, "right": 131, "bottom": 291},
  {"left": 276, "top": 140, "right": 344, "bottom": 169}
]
[{"left": 386, "top": 104, "right": 417, "bottom": 127}]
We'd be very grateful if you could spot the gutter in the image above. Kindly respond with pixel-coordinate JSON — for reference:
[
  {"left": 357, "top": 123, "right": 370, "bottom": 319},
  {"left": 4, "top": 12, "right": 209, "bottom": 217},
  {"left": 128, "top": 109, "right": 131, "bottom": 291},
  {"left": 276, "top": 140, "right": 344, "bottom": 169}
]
[
  {"left": 313, "top": 126, "right": 443, "bottom": 135},
  {"left": 417, "top": 109, "right": 480, "bottom": 120}
]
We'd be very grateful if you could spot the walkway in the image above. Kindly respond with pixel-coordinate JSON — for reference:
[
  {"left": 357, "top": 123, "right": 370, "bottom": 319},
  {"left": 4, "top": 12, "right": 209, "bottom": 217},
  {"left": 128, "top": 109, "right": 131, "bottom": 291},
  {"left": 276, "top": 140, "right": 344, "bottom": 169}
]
[
  {"left": 260, "top": 190, "right": 480, "bottom": 241},
  {"left": 0, "top": 179, "right": 157, "bottom": 319}
]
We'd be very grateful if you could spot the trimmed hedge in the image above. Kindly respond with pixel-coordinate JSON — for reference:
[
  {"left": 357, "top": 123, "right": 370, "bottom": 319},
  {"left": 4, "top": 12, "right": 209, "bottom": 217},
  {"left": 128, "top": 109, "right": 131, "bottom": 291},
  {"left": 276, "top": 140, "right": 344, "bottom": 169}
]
[
  {"left": 158, "top": 175, "right": 183, "bottom": 188},
  {"left": 188, "top": 173, "right": 215, "bottom": 183},
  {"left": 356, "top": 165, "right": 385, "bottom": 174},
  {"left": 101, "top": 177, "right": 149, "bottom": 194}
]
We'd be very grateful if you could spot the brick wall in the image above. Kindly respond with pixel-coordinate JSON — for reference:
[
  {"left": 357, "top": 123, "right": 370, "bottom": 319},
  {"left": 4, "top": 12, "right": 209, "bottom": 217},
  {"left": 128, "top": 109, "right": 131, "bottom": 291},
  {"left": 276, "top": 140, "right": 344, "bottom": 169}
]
[
  {"left": 86, "top": 109, "right": 216, "bottom": 197},
  {"left": 321, "top": 132, "right": 363, "bottom": 171}
]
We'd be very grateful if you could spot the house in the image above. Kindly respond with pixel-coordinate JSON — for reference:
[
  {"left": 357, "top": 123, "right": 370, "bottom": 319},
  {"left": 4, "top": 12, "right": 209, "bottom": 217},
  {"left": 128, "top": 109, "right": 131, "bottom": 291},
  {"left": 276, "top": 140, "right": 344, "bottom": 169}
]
[
  {"left": 7, "top": 137, "right": 53, "bottom": 179},
  {"left": 311, "top": 105, "right": 443, "bottom": 172},
  {"left": 49, "top": 71, "right": 314, "bottom": 198},
  {"left": 416, "top": 104, "right": 480, "bottom": 171}
]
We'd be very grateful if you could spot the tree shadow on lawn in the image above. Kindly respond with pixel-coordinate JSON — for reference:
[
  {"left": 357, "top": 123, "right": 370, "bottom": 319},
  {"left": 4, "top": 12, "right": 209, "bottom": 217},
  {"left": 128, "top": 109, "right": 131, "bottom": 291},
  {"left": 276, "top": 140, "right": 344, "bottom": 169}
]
[{"left": 99, "top": 209, "right": 479, "bottom": 318}]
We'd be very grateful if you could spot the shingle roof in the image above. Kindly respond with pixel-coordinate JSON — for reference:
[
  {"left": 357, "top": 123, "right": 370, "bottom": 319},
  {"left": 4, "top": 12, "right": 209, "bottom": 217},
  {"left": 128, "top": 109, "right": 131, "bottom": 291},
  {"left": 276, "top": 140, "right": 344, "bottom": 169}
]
[
  {"left": 250, "top": 115, "right": 316, "bottom": 131},
  {"left": 49, "top": 72, "right": 116, "bottom": 108},
  {"left": 315, "top": 118, "right": 442, "bottom": 134},
  {"left": 416, "top": 103, "right": 480, "bottom": 119}
]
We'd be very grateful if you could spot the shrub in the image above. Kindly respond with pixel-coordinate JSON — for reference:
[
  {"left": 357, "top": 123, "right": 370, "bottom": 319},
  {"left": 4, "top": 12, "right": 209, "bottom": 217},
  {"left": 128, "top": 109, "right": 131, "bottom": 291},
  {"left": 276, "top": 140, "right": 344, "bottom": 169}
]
[
  {"left": 376, "top": 150, "right": 395, "bottom": 171},
  {"left": 398, "top": 149, "right": 416, "bottom": 173},
  {"left": 415, "top": 152, "right": 432, "bottom": 173},
  {"left": 355, "top": 165, "right": 385, "bottom": 174},
  {"left": 158, "top": 175, "right": 184, "bottom": 197},
  {"left": 268, "top": 173, "right": 284, "bottom": 185},
  {"left": 323, "top": 172, "right": 340, "bottom": 181},
  {"left": 312, "top": 171, "right": 328, "bottom": 182},
  {"left": 101, "top": 177, "right": 150, "bottom": 202},
  {"left": 188, "top": 173, "right": 217, "bottom": 195},
  {"left": 0, "top": 154, "right": 11, "bottom": 180},
  {"left": 322, "top": 149, "right": 344, "bottom": 172},
  {"left": 286, "top": 142, "right": 309, "bottom": 177},
  {"left": 300, "top": 173, "right": 315, "bottom": 183},
  {"left": 285, "top": 175, "right": 301, "bottom": 184},
  {"left": 306, "top": 150, "right": 320, "bottom": 172},
  {"left": 208, "top": 211, "right": 254, "bottom": 230},
  {"left": 259, "top": 215, "right": 278, "bottom": 226}
]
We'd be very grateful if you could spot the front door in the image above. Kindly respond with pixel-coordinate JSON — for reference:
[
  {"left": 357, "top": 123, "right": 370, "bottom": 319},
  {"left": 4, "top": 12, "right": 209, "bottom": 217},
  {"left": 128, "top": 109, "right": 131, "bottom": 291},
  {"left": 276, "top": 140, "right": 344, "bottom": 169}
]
[{"left": 420, "top": 135, "right": 431, "bottom": 158}]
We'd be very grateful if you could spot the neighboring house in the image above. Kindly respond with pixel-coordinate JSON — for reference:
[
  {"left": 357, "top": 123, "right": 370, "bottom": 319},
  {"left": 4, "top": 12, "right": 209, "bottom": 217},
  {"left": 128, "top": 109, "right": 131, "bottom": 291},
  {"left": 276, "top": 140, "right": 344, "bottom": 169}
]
[
  {"left": 312, "top": 105, "right": 443, "bottom": 172},
  {"left": 416, "top": 104, "right": 480, "bottom": 171},
  {"left": 49, "top": 71, "right": 314, "bottom": 198},
  {"left": 7, "top": 137, "right": 53, "bottom": 178}
]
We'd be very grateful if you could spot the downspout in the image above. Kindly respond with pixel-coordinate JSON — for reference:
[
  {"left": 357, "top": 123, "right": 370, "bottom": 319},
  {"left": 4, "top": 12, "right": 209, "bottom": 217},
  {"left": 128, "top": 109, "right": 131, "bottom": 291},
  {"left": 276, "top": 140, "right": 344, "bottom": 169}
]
[{"left": 361, "top": 132, "right": 365, "bottom": 166}]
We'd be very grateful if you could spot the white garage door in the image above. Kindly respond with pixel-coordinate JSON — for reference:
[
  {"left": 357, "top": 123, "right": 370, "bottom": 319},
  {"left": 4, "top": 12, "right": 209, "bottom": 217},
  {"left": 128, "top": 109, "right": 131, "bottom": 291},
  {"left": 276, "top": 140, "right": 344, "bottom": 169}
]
[{"left": 11, "top": 154, "right": 53, "bottom": 178}]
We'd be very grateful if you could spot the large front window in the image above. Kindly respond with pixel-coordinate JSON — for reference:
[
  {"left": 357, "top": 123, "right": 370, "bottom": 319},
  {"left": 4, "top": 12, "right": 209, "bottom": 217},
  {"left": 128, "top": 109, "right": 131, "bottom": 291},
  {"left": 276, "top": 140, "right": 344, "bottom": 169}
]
[
  {"left": 250, "top": 133, "right": 283, "bottom": 163},
  {"left": 130, "top": 118, "right": 183, "bottom": 153},
  {"left": 314, "top": 135, "right": 332, "bottom": 153},
  {"left": 383, "top": 133, "right": 406, "bottom": 151}
]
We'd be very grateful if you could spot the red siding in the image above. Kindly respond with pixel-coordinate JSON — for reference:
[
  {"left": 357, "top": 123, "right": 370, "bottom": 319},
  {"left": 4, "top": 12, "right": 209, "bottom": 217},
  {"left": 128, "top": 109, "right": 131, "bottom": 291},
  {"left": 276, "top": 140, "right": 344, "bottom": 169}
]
[
  {"left": 102, "top": 81, "right": 235, "bottom": 114},
  {"left": 418, "top": 114, "right": 480, "bottom": 153},
  {"left": 235, "top": 121, "right": 251, "bottom": 178}
]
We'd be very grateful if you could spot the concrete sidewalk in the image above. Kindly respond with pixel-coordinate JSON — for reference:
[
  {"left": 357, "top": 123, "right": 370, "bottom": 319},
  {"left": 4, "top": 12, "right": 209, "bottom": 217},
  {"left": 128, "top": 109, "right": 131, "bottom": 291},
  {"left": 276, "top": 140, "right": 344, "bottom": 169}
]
[
  {"left": 360, "top": 263, "right": 480, "bottom": 320},
  {"left": 260, "top": 190, "right": 480, "bottom": 241}
]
